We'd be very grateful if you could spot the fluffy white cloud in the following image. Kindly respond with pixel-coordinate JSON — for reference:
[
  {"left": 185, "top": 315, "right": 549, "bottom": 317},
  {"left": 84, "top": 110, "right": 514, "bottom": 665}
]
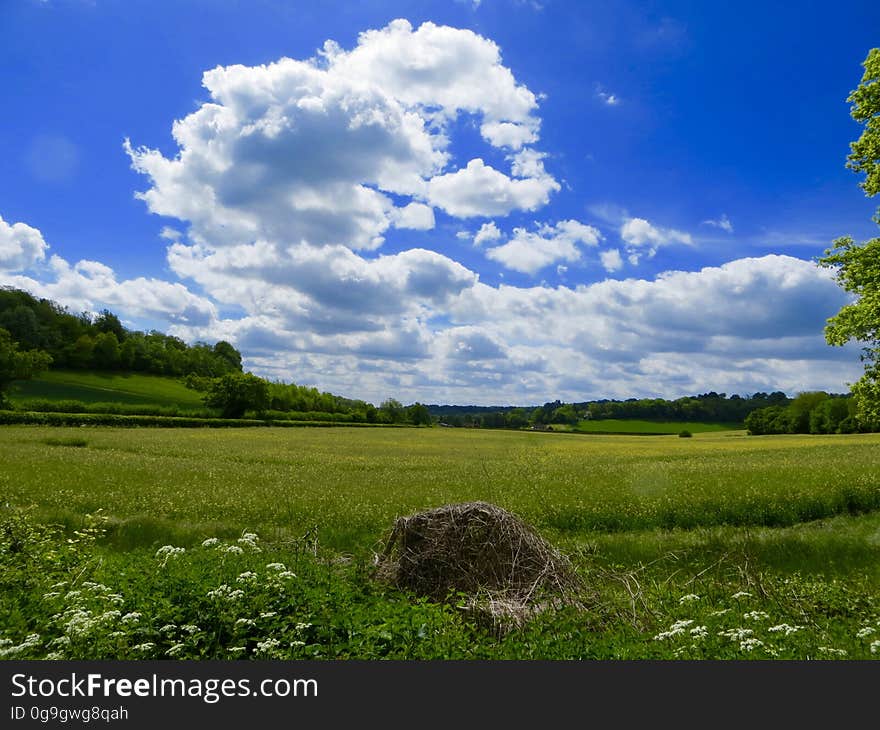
[
  {"left": 485, "top": 219, "right": 601, "bottom": 274},
  {"left": 126, "top": 19, "right": 554, "bottom": 252},
  {"left": 326, "top": 19, "right": 540, "bottom": 131},
  {"left": 600, "top": 248, "right": 623, "bottom": 272},
  {"left": 5, "top": 255, "right": 217, "bottom": 327},
  {"left": 620, "top": 217, "right": 693, "bottom": 248},
  {"left": 426, "top": 158, "right": 559, "bottom": 218},
  {"left": 479, "top": 121, "right": 538, "bottom": 149},
  {"left": 0, "top": 215, "right": 48, "bottom": 271},
  {"left": 392, "top": 202, "right": 435, "bottom": 230},
  {"left": 167, "top": 240, "right": 476, "bottom": 338},
  {"left": 473, "top": 221, "right": 502, "bottom": 246}
]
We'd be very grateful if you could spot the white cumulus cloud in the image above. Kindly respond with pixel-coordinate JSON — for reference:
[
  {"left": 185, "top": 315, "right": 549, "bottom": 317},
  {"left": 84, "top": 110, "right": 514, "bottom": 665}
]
[
  {"left": 485, "top": 219, "right": 601, "bottom": 274},
  {"left": 0, "top": 215, "right": 49, "bottom": 271}
]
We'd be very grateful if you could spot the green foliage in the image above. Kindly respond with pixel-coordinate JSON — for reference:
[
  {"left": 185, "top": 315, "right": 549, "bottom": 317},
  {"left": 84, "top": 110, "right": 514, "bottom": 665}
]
[
  {"left": 818, "top": 48, "right": 880, "bottom": 429},
  {"left": 0, "top": 327, "right": 52, "bottom": 406},
  {"left": 745, "top": 393, "right": 856, "bottom": 435},
  {"left": 678, "top": 430, "right": 692, "bottom": 438},
  {"left": 203, "top": 373, "right": 271, "bottom": 418},
  {"left": 406, "top": 402, "right": 432, "bottom": 426},
  {"left": 2, "top": 505, "right": 880, "bottom": 660},
  {"left": 0, "top": 287, "right": 242, "bottom": 377},
  {"left": 846, "top": 47, "right": 880, "bottom": 197}
]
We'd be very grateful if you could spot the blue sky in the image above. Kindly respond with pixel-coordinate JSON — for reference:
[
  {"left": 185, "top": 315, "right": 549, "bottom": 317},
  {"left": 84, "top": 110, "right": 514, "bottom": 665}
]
[{"left": 1, "top": 0, "right": 878, "bottom": 404}]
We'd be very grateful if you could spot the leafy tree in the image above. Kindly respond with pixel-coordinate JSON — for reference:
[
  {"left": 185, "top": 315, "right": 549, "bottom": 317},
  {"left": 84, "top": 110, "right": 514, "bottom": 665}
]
[
  {"left": 819, "top": 48, "right": 880, "bottom": 430},
  {"left": 92, "top": 332, "right": 121, "bottom": 369},
  {"left": 379, "top": 398, "right": 406, "bottom": 424},
  {"left": 406, "top": 402, "right": 432, "bottom": 426},
  {"left": 203, "top": 373, "right": 270, "bottom": 418},
  {"left": 0, "top": 328, "right": 52, "bottom": 407},
  {"left": 213, "top": 341, "right": 243, "bottom": 372}
]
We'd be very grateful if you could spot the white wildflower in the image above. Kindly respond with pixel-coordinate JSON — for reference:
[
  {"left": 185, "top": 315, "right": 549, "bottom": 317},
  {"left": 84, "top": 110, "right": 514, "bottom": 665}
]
[
  {"left": 223, "top": 545, "right": 244, "bottom": 555},
  {"left": 181, "top": 624, "right": 199, "bottom": 634},
  {"left": 679, "top": 594, "right": 700, "bottom": 604},
  {"left": 743, "top": 611, "right": 770, "bottom": 621},
  {"left": 719, "top": 628, "right": 754, "bottom": 641},
  {"left": 160, "top": 624, "right": 177, "bottom": 633},
  {"left": 228, "top": 646, "right": 247, "bottom": 655},
  {"left": 255, "top": 638, "right": 281, "bottom": 655},
  {"left": 731, "top": 591, "right": 752, "bottom": 600},
  {"left": 236, "top": 571, "right": 257, "bottom": 584},
  {"left": 265, "top": 563, "right": 287, "bottom": 571},
  {"left": 711, "top": 609, "right": 730, "bottom": 616},
  {"left": 121, "top": 612, "right": 142, "bottom": 624},
  {"left": 654, "top": 619, "right": 693, "bottom": 640},
  {"left": 201, "top": 538, "right": 220, "bottom": 548},
  {"left": 768, "top": 624, "right": 803, "bottom": 636},
  {"left": 870, "top": 640, "right": 880, "bottom": 654},
  {"left": 165, "top": 644, "right": 186, "bottom": 657},
  {"left": 45, "top": 651, "right": 64, "bottom": 660},
  {"left": 856, "top": 627, "right": 875, "bottom": 638},
  {"left": 235, "top": 618, "right": 256, "bottom": 628},
  {"left": 690, "top": 626, "right": 708, "bottom": 640},
  {"left": 42, "top": 592, "right": 60, "bottom": 600},
  {"left": 818, "top": 647, "right": 847, "bottom": 657},
  {"left": 740, "top": 638, "right": 764, "bottom": 652},
  {"left": 132, "top": 642, "right": 155, "bottom": 652},
  {"left": 260, "top": 612, "right": 277, "bottom": 619}
]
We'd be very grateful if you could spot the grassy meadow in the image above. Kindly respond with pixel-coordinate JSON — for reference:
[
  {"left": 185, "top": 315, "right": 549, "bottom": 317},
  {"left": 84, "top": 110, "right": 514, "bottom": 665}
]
[
  {"left": 8, "top": 370, "right": 205, "bottom": 408},
  {"left": 2, "top": 425, "right": 880, "bottom": 659},
  {"left": 570, "top": 419, "right": 742, "bottom": 434}
]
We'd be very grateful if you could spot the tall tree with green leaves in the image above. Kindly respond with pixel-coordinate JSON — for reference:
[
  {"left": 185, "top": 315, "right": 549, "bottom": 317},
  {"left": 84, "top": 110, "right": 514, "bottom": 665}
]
[
  {"left": 0, "top": 328, "right": 52, "bottom": 408},
  {"left": 819, "top": 48, "right": 880, "bottom": 429}
]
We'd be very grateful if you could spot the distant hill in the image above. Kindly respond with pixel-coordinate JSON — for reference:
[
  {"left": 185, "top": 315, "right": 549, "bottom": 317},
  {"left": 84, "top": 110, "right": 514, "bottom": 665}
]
[{"left": 9, "top": 370, "right": 204, "bottom": 408}]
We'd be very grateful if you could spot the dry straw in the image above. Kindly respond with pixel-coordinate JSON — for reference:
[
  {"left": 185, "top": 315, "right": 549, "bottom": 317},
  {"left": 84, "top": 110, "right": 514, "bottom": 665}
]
[{"left": 375, "top": 501, "right": 585, "bottom": 632}]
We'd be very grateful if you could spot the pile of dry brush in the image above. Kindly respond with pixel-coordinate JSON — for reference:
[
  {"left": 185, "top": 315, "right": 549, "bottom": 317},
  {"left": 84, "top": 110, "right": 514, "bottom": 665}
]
[{"left": 375, "top": 501, "right": 587, "bottom": 632}]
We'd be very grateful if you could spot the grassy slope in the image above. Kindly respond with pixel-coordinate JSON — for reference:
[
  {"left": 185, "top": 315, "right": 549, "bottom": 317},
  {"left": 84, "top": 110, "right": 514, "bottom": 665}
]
[
  {"left": 572, "top": 419, "right": 742, "bottom": 434},
  {"left": 8, "top": 370, "right": 204, "bottom": 407}
]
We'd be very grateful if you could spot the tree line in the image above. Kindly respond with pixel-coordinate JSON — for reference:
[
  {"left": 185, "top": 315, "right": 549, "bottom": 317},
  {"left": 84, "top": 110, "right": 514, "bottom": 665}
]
[
  {"left": 429, "top": 392, "right": 794, "bottom": 429},
  {"left": 0, "top": 288, "right": 242, "bottom": 377}
]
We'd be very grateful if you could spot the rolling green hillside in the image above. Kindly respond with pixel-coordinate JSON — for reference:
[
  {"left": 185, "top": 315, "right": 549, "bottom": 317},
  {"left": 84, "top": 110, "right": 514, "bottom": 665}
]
[
  {"left": 8, "top": 370, "right": 204, "bottom": 408},
  {"left": 571, "top": 419, "right": 742, "bottom": 434}
]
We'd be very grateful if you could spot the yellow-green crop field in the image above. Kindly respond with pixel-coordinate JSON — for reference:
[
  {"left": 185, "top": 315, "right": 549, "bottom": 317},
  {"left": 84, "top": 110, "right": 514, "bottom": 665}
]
[{"left": 2, "top": 426, "right": 880, "bottom": 660}]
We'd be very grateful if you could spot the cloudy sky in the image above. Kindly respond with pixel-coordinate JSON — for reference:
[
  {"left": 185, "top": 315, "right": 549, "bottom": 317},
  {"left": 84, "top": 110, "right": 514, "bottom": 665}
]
[{"left": 1, "top": 0, "right": 878, "bottom": 405}]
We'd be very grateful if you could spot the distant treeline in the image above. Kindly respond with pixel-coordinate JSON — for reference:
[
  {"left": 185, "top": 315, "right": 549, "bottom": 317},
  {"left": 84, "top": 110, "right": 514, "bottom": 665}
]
[
  {"left": 0, "top": 287, "right": 242, "bottom": 377},
  {"left": 428, "top": 392, "right": 794, "bottom": 429},
  {"left": 0, "top": 288, "right": 435, "bottom": 425}
]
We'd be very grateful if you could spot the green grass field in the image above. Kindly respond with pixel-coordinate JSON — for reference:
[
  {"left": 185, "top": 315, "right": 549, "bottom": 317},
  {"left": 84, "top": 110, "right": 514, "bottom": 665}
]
[
  {"left": 2, "top": 426, "right": 879, "bottom": 660},
  {"left": 8, "top": 370, "right": 204, "bottom": 408},
  {"left": 571, "top": 419, "right": 742, "bottom": 434}
]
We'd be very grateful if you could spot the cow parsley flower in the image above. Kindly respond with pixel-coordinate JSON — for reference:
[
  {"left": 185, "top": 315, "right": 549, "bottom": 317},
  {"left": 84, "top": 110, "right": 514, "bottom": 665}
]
[
  {"left": 768, "top": 623, "right": 803, "bottom": 636},
  {"left": 740, "top": 638, "right": 764, "bottom": 652}
]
